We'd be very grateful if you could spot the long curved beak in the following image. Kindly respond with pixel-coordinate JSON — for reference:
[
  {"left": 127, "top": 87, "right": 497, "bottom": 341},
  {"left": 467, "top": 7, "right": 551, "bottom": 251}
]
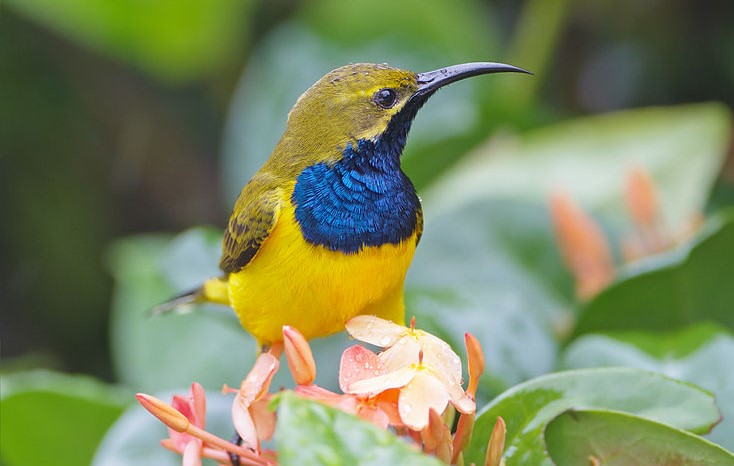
[{"left": 413, "top": 62, "right": 531, "bottom": 99}]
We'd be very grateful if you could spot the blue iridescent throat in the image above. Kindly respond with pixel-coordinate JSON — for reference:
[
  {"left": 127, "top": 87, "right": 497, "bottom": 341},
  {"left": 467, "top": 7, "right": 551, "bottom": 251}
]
[{"left": 291, "top": 139, "right": 420, "bottom": 253}]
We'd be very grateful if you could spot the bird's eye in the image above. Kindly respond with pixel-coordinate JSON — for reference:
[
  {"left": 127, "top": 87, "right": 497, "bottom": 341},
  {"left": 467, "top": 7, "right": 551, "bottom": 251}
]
[{"left": 374, "top": 88, "right": 398, "bottom": 109}]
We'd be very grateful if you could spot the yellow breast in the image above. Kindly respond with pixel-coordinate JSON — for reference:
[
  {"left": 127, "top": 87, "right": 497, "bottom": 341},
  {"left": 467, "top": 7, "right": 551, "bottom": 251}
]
[{"left": 226, "top": 186, "right": 418, "bottom": 345}]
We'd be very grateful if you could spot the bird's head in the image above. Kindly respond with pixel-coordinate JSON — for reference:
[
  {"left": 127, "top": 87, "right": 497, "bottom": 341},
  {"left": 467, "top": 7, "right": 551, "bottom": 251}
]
[{"left": 274, "top": 62, "right": 529, "bottom": 170}]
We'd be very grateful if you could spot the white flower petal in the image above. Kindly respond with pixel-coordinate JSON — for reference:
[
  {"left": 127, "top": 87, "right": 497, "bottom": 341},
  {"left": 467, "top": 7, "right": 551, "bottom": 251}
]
[
  {"left": 417, "top": 332, "right": 463, "bottom": 384},
  {"left": 430, "top": 366, "right": 475, "bottom": 415},
  {"left": 347, "top": 366, "right": 416, "bottom": 396},
  {"left": 232, "top": 396, "right": 259, "bottom": 451},
  {"left": 448, "top": 387, "right": 476, "bottom": 415},
  {"left": 240, "top": 352, "right": 279, "bottom": 404},
  {"left": 345, "top": 315, "right": 406, "bottom": 347},
  {"left": 398, "top": 371, "right": 450, "bottom": 430},
  {"left": 378, "top": 337, "right": 421, "bottom": 371},
  {"left": 182, "top": 439, "right": 202, "bottom": 466}
]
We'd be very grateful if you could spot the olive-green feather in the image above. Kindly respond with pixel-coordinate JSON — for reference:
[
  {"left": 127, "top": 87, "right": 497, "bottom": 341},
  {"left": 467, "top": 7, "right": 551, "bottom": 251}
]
[
  {"left": 415, "top": 208, "right": 424, "bottom": 245},
  {"left": 219, "top": 174, "right": 283, "bottom": 274}
]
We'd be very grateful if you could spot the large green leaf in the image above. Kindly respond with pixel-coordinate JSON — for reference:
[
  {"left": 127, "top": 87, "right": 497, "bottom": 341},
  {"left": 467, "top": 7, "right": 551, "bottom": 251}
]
[
  {"left": 575, "top": 209, "right": 734, "bottom": 336},
  {"left": 406, "top": 199, "right": 572, "bottom": 395},
  {"left": 1, "top": 370, "right": 128, "bottom": 466},
  {"left": 274, "top": 392, "right": 443, "bottom": 466},
  {"left": 463, "top": 368, "right": 720, "bottom": 466},
  {"left": 544, "top": 409, "right": 734, "bottom": 465},
  {"left": 561, "top": 324, "right": 734, "bottom": 449},
  {"left": 106, "top": 228, "right": 257, "bottom": 393},
  {"left": 4, "top": 0, "right": 253, "bottom": 81},
  {"left": 423, "top": 103, "right": 732, "bottom": 233}
]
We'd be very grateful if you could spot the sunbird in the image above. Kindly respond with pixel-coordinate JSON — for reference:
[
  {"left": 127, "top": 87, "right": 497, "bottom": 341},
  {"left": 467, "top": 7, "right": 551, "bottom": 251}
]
[{"left": 157, "top": 62, "right": 529, "bottom": 349}]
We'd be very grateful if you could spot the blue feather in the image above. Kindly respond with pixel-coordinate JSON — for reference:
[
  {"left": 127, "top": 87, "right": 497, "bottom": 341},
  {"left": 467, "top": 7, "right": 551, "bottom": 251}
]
[{"left": 292, "top": 138, "right": 420, "bottom": 253}]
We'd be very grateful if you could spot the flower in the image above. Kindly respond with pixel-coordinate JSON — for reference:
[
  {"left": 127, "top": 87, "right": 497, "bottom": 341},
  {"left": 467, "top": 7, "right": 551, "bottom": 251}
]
[
  {"left": 338, "top": 343, "right": 385, "bottom": 392},
  {"left": 345, "top": 316, "right": 475, "bottom": 430},
  {"left": 346, "top": 315, "right": 463, "bottom": 382},
  {"left": 295, "top": 383, "right": 394, "bottom": 429},
  {"left": 139, "top": 320, "right": 489, "bottom": 465},
  {"left": 549, "top": 190, "right": 615, "bottom": 300},
  {"left": 451, "top": 333, "right": 485, "bottom": 462},
  {"left": 170, "top": 383, "right": 206, "bottom": 466},
  {"left": 346, "top": 350, "right": 474, "bottom": 430},
  {"left": 464, "top": 332, "right": 484, "bottom": 399},
  {"left": 421, "top": 408, "right": 453, "bottom": 463},
  {"left": 624, "top": 165, "right": 659, "bottom": 232},
  {"left": 137, "top": 389, "right": 270, "bottom": 465},
  {"left": 484, "top": 416, "right": 507, "bottom": 466},
  {"left": 135, "top": 383, "right": 206, "bottom": 466},
  {"left": 283, "top": 325, "right": 316, "bottom": 385},
  {"left": 230, "top": 351, "right": 280, "bottom": 451},
  {"left": 292, "top": 338, "right": 396, "bottom": 429}
]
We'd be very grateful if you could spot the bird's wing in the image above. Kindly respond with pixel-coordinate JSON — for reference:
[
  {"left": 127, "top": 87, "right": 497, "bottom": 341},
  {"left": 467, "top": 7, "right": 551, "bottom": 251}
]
[
  {"left": 219, "top": 174, "right": 284, "bottom": 274},
  {"left": 415, "top": 207, "right": 424, "bottom": 245}
]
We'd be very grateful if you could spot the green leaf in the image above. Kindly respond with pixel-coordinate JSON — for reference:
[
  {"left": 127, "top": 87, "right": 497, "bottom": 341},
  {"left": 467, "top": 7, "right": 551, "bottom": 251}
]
[
  {"left": 4, "top": 0, "right": 254, "bottom": 82},
  {"left": 407, "top": 199, "right": 572, "bottom": 395},
  {"left": 423, "top": 103, "right": 732, "bottom": 233},
  {"left": 1, "top": 370, "right": 127, "bottom": 466},
  {"left": 575, "top": 209, "right": 734, "bottom": 336},
  {"left": 544, "top": 409, "right": 734, "bottom": 465},
  {"left": 106, "top": 228, "right": 257, "bottom": 393},
  {"left": 561, "top": 324, "right": 734, "bottom": 450},
  {"left": 274, "top": 392, "right": 443, "bottom": 466},
  {"left": 301, "top": 0, "right": 492, "bottom": 52},
  {"left": 570, "top": 322, "right": 730, "bottom": 359},
  {"left": 463, "top": 368, "right": 720, "bottom": 466}
]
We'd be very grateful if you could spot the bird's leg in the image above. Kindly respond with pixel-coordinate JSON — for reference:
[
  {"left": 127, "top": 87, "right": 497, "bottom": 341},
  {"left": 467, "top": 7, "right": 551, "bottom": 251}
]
[
  {"left": 228, "top": 433, "right": 243, "bottom": 466},
  {"left": 262, "top": 340, "right": 284, "bottom": 359}
]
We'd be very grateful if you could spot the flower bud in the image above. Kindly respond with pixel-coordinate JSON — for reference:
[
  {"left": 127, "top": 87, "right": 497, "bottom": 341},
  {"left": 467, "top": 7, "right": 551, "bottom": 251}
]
[
  {"left": 283, "top": 325, "right": 316, "bottom": 385},
  {"left": 485, "top": 416, "right": 506, "bottom": 466},
  {"left": 136, "top": 393, "right": 190, "bottom": 433}
]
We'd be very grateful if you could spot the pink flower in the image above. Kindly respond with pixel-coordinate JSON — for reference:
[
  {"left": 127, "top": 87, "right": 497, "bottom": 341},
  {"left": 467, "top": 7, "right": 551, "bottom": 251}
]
[
  {"left": 137, "top": 387, "right": 270, "bottom": 465},
  {"left": 167, "top": 383, "right": 206, "bottom": 466},
  {"left": 293, "top": 342, "right": 395, "bottom": 429}
]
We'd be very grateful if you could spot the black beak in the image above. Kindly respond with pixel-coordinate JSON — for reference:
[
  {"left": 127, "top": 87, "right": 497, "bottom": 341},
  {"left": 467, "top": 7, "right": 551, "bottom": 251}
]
[{"left": 413, "top": 62, "right": 531, "bottom": 100}]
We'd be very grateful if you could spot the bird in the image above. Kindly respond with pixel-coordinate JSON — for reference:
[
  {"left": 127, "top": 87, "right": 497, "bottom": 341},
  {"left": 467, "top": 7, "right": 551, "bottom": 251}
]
[{"left": 154, "top": 61, "right": 529, "bottom": 349}]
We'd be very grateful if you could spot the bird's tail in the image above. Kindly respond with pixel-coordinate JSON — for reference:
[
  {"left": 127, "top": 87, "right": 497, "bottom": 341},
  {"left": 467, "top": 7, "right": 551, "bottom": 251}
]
[{"left": 149, "top": 276, "right": 230, "bottom": 316}]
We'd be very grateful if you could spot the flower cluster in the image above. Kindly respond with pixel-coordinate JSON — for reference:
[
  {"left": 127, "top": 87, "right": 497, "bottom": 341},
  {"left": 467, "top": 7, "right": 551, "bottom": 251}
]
[
  {"left": 550, "top": 166, "right": 702, "bottom": 300},
  {"left": 136, "top": 316, "right": 507, "bottom": 465}
]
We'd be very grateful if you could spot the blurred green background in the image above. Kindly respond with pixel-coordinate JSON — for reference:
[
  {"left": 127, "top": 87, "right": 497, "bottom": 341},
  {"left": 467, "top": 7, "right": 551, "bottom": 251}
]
[{"left": 1, "top": 0, "right": 734, "bottom": 464}]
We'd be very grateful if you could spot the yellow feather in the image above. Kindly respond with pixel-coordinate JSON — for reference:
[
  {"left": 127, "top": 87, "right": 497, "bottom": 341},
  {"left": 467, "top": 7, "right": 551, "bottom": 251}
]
[{"left": 225, "top": 184, "right": 416, "bottom": 346}]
